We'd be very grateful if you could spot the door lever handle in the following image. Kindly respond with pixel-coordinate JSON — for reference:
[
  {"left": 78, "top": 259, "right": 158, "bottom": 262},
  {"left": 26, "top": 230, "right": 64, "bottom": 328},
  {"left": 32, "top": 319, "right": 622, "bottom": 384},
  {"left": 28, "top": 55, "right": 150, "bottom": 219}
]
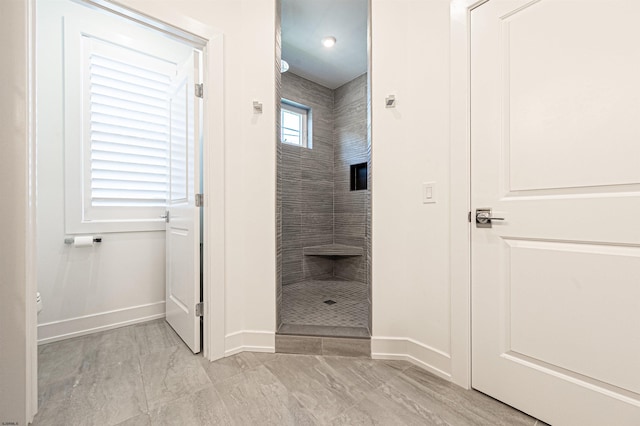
[
  {"left": 475, "top": 208, "right": 504, "bottom": 228},
  {"left": 477, "top": 212, "right": 504, "bottom": 221},
  {"left": 160, "top": 211, "right": 170, "bottom": 223}
]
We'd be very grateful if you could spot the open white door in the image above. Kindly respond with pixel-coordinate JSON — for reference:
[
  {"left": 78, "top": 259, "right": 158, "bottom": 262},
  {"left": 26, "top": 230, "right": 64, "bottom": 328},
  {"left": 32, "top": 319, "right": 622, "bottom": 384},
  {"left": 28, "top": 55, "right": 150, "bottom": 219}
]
[
  {"left": 471, "top": 0, "right": 640, "bottom": 424},
  {"left": 166, "top": 51, "right": 202, "bottom": 353}
]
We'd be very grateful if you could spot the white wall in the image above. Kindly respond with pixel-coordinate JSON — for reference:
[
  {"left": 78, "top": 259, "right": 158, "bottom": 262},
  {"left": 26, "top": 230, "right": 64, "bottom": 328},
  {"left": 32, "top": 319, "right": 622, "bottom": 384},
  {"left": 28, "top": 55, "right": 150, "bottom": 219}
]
[
  {"left": 36, "top": 0, "right": 178, "bottom": 343},
  {"left": 371, "top": 0, "right": 454, "bottom": 379}
]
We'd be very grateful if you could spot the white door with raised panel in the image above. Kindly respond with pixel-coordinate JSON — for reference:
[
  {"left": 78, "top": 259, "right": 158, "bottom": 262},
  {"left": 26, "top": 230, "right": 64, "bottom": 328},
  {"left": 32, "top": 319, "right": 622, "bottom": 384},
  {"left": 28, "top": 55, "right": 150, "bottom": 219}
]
[
  {"left": 471, "top": 1, "right": 640, "bottom": 424},
  {"left": 166, "top": 51, "right": 202, "bottom": 353}
]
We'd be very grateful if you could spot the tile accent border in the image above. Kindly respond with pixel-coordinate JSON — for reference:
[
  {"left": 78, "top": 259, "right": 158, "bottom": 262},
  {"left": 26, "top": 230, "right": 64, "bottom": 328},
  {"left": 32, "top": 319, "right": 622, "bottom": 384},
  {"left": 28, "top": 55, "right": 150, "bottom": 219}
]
[
  {"left": 277, "top": 323, "right": 369, "bottom": 339},
  {"left": 37, "top": 301, "right": 165, "bottom": 344},
  {"left": 225, "top": 330, "right": 275, "bottom": 356},
  {"left": 275, "top": 335, "right": 371, "bottom": 357},
  {"left": 371, "top": 336, "right": 452, "bottom": 380}
]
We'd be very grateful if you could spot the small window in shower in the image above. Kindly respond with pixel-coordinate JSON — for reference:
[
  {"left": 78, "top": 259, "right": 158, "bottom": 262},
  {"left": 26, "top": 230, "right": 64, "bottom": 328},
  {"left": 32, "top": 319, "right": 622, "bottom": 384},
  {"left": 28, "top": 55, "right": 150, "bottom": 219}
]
[
  {"left": 350, "top": 162, "right": 368, "bottom": 191},
  {"left": 281, "top": 99, "right": 311, "bottom": 148}
]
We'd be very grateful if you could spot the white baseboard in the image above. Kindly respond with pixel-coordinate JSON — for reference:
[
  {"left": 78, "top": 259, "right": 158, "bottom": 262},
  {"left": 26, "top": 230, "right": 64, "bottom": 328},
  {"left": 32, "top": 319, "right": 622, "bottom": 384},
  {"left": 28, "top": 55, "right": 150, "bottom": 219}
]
[
  {"left": 371, "top": 336, "right": 452, "bottom": 380},
  {"left": 37, "top": 301, "right": 165, "bottom": 344},
  {"left": 225, "top": 330, "right": 275, "bottom": 356}
]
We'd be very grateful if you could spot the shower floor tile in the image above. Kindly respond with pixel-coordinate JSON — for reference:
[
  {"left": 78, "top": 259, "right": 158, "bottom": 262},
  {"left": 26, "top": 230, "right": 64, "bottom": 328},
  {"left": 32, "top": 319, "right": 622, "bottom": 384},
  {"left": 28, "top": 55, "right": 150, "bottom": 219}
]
[{"left": 281, "top": 280, "right": 369, "bottom": 329}]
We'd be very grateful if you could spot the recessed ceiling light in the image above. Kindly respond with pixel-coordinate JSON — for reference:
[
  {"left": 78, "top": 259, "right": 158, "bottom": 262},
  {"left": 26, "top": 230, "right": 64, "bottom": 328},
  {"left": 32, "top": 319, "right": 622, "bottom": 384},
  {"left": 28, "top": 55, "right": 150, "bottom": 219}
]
[{"left": 321, "top": 36, "right": 336, "bottom": 48}]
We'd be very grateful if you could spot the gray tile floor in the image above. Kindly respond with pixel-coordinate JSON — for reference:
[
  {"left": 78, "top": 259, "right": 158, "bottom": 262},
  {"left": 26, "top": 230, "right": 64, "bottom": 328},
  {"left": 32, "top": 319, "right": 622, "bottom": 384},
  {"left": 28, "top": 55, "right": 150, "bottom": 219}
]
[
  {"left": 282, "top": 280, "right": 369, "bottom": 328},
  {"left": 34, "top": 320, "right": 546, "bottom": 425}
]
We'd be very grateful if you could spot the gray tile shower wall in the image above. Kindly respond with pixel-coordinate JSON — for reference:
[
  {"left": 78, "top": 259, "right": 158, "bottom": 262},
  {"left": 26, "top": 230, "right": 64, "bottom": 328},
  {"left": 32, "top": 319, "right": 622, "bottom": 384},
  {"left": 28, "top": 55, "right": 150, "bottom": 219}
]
[
  {"left": 281, "top": 73, "right": 335, "bottom": 284},
  {"left": 280, "top": 72, "right": 369, "bottom": 286},
  {"left": 333, "top": 74, "right": 368, "bottom": 282}
]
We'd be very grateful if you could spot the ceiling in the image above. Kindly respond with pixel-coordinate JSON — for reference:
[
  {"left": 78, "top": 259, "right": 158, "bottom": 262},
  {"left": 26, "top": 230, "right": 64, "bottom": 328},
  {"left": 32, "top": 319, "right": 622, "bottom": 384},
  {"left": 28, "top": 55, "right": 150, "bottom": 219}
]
[{"left": 281, "top": 0, "right": 368, "bottom": 90}]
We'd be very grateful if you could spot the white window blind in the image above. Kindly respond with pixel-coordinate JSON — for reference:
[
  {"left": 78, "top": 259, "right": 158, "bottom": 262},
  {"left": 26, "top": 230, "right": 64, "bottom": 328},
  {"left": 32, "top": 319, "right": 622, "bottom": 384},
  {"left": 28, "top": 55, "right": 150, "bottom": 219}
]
[{"left": 89, "top": 53, "right": 171, "bottom": 208}]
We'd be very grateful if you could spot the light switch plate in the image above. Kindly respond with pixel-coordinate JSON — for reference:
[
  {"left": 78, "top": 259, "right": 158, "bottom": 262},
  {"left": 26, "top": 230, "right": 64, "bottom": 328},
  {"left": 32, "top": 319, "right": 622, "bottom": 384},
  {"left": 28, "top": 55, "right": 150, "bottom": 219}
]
[{"left": 422, "top": 182, "right": 436, "bottom": 204}]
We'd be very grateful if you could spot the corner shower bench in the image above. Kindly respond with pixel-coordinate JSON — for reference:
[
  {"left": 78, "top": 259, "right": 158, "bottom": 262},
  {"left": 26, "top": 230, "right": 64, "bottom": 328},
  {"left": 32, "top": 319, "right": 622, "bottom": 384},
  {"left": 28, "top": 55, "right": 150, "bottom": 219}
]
[{"left": 302, "top": 243, "right": 363, "bottom": 257}]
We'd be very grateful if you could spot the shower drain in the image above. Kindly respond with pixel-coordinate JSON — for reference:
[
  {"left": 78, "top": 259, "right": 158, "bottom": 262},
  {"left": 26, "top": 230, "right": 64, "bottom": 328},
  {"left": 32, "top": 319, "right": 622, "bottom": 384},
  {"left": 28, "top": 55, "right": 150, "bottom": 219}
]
[{"left": 323, "top": 300, "right": 337, "bottom": 305}]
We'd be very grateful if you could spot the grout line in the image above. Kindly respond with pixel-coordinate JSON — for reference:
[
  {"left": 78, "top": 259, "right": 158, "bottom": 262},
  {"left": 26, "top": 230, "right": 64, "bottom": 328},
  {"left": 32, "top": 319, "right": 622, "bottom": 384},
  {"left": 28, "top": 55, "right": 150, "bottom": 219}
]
[{"left": 137, "top": 354, "right": 151, "bottom": 416}]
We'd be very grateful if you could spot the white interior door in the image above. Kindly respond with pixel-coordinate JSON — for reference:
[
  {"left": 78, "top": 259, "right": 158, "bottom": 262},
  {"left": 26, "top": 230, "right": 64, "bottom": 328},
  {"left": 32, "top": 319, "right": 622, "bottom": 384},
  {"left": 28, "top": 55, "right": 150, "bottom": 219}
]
[
  {"left": 471, "top": 1, "right": 640, "bottom": 424},
  {"left": 166, "top": 51, "right": 202, "bottom": 353}
]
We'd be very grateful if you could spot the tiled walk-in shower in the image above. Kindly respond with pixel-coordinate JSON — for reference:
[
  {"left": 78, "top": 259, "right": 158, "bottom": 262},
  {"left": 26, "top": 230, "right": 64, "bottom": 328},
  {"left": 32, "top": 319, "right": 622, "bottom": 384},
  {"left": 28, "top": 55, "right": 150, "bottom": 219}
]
[{"left": 277, "top": 70, "right": 371, "bottom": 339}]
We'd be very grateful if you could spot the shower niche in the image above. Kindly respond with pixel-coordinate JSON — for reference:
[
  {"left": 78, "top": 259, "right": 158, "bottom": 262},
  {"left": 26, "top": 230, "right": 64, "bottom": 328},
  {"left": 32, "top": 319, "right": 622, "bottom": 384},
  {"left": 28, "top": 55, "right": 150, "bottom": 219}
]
[
  {"left": 276, "top": 0, "right": 371, "bottom": 340},
  {"left": 350, "top": 162, "right": 368, "bottom": 191}
]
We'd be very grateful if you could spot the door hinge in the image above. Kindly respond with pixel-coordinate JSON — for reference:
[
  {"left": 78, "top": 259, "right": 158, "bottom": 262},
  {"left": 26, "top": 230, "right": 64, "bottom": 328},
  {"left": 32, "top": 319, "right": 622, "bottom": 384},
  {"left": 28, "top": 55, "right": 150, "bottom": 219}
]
[
  {"left": 195, "top": 83, "right": 204, "bottom": 99},
  {"left": 195, "top": 302, "right": 204, "bottom": 317},
  {"left": 468, "top": 211, "right": 472, "bottom": 223},
  {"left": 195, "top": 193, "right": 204, "bottom": 207}
]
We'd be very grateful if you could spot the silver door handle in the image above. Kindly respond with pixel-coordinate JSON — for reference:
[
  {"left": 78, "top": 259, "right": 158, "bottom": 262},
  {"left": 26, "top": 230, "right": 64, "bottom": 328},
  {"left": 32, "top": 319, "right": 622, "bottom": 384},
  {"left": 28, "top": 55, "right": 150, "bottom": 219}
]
[
  {"left": 476, "top": 208, "right": 504, "bottom": 228},
  {"left": 160, "top": 211, "right": 170, "bottom": 223}
]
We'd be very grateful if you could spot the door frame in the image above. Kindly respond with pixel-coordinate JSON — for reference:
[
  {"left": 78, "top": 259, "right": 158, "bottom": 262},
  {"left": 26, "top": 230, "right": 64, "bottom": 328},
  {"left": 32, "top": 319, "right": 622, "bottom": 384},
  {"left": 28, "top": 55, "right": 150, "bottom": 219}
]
[
  {"left": 3, "top": 0, "right": 39, "bottom": 422},
  {"left": 449, "top": 0, "right": 490, "bottom": 389},
  {"left": 24, "top": 0, "right": 227, "bottom": 417},
  {"left": 67, "top": 0, "right": 226, "bottom": 361}
]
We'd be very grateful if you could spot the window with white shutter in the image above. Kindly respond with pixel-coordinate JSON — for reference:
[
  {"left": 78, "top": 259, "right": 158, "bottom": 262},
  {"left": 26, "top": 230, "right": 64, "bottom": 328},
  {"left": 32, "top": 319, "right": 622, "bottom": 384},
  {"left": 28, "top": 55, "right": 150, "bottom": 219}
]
[
  {"left": 62, "top": 14, "right": 197, "bottom": 234},
  {"left": 67, "top": 36, "right": 182, "bottom": 231},
  {"left": 88, "top": 53, "right": 171, "bottom": 209}
]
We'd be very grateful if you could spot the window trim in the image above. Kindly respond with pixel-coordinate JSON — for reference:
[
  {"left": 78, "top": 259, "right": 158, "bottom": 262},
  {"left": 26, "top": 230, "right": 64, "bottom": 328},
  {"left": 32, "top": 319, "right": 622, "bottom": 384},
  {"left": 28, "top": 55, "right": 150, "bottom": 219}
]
[{"left": 281, "top": 99, "right": 311, "bottom": 148}]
